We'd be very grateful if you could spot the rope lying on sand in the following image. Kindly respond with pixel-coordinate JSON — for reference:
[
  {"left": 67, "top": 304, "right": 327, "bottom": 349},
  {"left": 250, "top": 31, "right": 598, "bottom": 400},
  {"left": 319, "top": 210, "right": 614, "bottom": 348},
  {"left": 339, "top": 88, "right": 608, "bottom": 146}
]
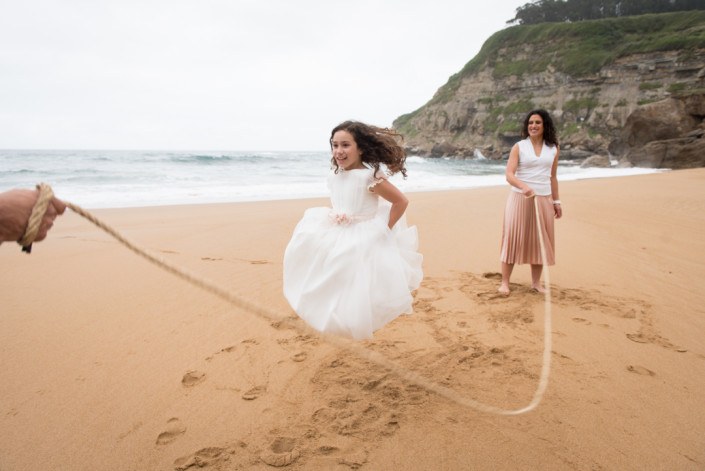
[{"left": 19, "top": 183, "right": 552, "bottom": 416}]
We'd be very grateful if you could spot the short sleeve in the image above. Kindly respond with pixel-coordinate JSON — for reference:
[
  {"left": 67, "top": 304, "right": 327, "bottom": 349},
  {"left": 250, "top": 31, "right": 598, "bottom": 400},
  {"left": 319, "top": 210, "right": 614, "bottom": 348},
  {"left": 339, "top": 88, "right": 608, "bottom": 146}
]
[{"left": 367, "top": 172, "right": 387, "bottom": 192}]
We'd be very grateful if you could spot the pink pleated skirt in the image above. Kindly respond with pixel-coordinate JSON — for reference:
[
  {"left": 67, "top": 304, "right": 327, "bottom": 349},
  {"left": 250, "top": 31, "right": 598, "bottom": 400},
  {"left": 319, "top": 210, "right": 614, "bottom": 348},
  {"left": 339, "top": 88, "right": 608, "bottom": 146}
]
[{"left": 500, "top": 192, "right": 555, "bottom": 266}]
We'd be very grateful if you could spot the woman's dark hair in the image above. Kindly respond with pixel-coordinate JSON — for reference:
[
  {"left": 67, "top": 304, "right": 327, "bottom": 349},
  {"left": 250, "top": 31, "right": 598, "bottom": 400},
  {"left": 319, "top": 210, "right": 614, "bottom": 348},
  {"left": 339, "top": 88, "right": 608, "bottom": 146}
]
[
  {"left": 329, "top": 120, "right": 407, "bottom": 178},
  {"left": 521, "top": 109, "right": 559, "bottom": 148}
]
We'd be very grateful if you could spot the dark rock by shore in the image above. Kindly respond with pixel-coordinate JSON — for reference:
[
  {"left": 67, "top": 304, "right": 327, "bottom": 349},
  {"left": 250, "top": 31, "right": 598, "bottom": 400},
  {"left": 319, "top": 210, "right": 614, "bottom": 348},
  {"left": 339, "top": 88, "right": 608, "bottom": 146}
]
[{"left": 612, "top": 94, "right": 705, "bottom": 169}]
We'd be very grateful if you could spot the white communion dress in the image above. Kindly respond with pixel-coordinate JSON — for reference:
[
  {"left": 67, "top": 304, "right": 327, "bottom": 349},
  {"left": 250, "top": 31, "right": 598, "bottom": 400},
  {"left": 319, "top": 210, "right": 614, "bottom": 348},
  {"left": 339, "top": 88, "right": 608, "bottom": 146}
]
[{"left": 283, "top": 167, "right": 423, "bottom": 340}]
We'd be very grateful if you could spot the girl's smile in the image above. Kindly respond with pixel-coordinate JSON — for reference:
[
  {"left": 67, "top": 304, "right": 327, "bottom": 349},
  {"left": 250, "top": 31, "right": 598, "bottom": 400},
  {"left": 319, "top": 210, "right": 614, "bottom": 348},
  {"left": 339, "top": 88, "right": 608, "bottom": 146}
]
[{"left": 331, "top": 130, "right": 364, "bottom": 170}]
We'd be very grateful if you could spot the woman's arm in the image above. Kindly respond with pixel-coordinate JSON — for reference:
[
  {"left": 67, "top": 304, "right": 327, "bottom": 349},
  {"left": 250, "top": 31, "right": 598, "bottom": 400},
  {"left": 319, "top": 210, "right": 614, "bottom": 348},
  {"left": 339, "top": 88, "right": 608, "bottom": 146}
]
[
  {"left": 550, "top": 147, "right": 562, "bottom": 219},
  {"left": 506, "top": 143, "right": 534, "bottom": 197},
  {"left": 371, "top": 180, "right": 408, "bottom": 229}
]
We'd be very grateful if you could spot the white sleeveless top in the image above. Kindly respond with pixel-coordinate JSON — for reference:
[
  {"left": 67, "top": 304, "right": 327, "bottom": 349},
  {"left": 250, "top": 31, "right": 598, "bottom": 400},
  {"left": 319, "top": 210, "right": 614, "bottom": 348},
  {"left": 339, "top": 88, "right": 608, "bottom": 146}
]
[{"left": 511, "top": 138, "right": 557, "bottom": 196}]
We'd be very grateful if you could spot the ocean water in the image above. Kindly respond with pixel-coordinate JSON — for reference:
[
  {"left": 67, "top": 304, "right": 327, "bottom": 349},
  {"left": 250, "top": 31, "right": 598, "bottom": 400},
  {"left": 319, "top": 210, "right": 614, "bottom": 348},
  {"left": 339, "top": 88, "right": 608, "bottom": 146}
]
[{"left": 1, "top": 149, "right": 664, "bottom": 209}]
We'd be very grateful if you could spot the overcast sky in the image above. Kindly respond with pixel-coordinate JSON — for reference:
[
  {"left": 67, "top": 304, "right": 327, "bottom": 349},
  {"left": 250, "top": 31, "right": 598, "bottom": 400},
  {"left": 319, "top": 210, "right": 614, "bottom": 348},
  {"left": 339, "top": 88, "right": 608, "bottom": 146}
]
[{"left": 1, "top": 1, "right": 527, "bottom": 151}]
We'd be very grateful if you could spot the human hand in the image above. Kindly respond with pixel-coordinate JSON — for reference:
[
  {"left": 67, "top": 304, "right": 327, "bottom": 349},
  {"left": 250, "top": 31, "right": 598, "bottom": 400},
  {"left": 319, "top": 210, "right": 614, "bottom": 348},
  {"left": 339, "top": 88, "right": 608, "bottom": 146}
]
[
  {"left": 521, "top": 187, "right": 535, "bottom": 198},
  {"left": 554, "top": 203, "right": 562, "bottom": 219},
  {"left": 0, "top": 188, "right": 66, "bottom": 243}
]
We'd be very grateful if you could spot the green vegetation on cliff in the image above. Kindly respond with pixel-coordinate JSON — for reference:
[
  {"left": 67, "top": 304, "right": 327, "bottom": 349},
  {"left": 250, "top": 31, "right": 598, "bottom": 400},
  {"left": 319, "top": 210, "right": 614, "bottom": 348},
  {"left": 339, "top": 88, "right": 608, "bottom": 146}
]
[
  {"left": 509, "top": 0, "right": 704, "bottom": 25},
  {"left": 395, "top": 10, "right": 705, "bottom": 131},
  {"left": 466, "top": 11, "right": 704, "bottom": 90}
]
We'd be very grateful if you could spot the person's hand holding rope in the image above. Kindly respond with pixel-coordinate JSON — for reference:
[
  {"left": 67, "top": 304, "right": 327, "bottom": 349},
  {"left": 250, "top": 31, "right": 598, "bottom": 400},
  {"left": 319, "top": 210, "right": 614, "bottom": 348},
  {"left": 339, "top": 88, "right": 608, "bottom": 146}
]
[{"left": 0, "top": 184, "right": 66, "bottom": 252}]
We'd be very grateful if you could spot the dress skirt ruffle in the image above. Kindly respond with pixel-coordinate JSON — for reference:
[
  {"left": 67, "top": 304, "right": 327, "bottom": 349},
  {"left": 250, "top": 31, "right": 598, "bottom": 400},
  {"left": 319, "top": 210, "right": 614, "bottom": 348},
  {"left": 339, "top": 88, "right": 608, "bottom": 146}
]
[{"left": 283, "top": 201, "right": 423, "bottom": 340}]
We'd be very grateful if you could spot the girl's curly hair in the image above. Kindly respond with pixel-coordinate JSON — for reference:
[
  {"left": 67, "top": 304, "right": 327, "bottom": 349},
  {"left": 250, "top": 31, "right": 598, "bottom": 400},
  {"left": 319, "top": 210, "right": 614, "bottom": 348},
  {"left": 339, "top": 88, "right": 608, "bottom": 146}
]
[{"left": 330, "top": 120, "right": 408, "bottom": 178}]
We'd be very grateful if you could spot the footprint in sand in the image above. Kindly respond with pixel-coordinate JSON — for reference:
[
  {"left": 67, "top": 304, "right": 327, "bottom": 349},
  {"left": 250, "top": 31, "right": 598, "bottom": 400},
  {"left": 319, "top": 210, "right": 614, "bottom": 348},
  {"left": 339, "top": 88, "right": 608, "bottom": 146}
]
[
  {"left": 292, "top": 352, "right": 307, "bottom": 362},
  {"left": 482, "top": 272, "right": 502, "bottom": 280},
  {"left": 317, "top": 445, "right": 339, "bottom": 456},
  {"left": 242, "top": 385, "right": 266, "bottom": 400},
  {"left": 156, "top": 417, "right": 186, "bottom": 445},
  {"left": 174, "top": 446, "right": 227, "bottom": 470},
  {"left": 339, "top": 449, "right": 369, "bottom": 469},
  {"left": 627, "top": 365, "right": 656, "bottom": 376},
  {"left": 572, "top": 317, "right": 591, "bottom": 325},
  {"left": 201, "top": 257, "right": 222, "bottom": 261},
  {"left": 476, "top": 290, "right": 510, "bottom": 301},
  {"left": 118, "top": 421, "right": 143, "bottom": 440},
  {"left": 626, "top": 333, "right": 649, "bottom": 344},
  {"left": 270, "top": 318, "right": 293, "bottom": 331},
  {"left": 259, "top": 437, "right": 300, "bottom": 467},
  {"left": 181, "top": 370, "right": 206, "bottom": 387}
]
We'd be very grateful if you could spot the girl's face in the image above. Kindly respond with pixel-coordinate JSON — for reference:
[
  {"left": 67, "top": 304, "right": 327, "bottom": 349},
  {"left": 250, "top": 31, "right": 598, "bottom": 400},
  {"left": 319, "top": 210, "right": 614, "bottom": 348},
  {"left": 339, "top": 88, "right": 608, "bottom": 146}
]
[
  {"left": 527, "top": 114, "right": 544, "bottom": 138},
  {"left": 331, "top": 130, "right": 364, "bottom": 170}
]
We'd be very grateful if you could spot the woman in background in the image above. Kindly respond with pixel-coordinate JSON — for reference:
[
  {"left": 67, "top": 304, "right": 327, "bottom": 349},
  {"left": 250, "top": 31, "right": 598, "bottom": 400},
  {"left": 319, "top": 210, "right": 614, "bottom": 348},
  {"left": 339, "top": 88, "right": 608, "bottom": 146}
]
[{"left": 499, "top": 109, "right": 562, "bottom": 295}]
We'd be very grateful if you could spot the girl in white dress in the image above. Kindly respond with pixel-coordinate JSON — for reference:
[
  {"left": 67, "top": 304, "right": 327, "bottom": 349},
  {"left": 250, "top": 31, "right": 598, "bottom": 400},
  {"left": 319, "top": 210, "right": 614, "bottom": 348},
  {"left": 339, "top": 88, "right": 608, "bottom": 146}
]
[{"left": 283, "top": 121, "right": 423, "bottom": 339}]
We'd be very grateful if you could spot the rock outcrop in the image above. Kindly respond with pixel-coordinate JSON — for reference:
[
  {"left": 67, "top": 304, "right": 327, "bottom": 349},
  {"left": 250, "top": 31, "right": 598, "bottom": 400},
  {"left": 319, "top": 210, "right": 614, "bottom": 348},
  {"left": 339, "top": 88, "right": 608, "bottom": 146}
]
[
  {"left": 580, "top": 154, "right": 611, "bottom": 168},
  {"left": 623, "top": 128, "right": 705, "bottom": 168},
  {"left": 613, "top": 94, "right": 705, "bottom": 168},
  {"left": 393, "top": 11, "right": 705, "bottom": 168}
]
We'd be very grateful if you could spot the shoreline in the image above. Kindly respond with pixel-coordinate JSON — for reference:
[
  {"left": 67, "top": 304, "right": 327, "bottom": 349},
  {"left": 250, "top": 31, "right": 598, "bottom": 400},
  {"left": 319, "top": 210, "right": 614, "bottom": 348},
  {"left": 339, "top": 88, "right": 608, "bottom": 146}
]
[
  {"left": 2, "top": 145, "right": 668, "bottom": 210},
  {"left": 44, "top": 166, "right": 671, "bottom": 211},
  {"left": 1, "top": 169, "right": 704, "bottom": 470}
]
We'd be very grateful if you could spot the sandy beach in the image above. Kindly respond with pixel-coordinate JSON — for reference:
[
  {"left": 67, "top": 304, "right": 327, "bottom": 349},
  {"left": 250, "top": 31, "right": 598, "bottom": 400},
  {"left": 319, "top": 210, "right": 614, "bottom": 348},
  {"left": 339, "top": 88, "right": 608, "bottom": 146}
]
[{"left": 1, "top": 168, "right": 704, "bottom": 470}]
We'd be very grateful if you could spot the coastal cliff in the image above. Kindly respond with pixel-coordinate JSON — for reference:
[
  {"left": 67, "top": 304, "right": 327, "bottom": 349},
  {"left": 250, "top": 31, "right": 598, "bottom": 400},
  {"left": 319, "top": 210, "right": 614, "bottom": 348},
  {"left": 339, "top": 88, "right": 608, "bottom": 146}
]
[{"left": 393, "top": 11, "right": 705, "bottom": 168}]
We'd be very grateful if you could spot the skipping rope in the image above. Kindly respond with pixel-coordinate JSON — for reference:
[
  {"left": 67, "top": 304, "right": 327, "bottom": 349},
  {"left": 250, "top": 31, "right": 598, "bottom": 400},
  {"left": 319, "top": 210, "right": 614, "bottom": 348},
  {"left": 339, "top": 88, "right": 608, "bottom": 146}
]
[{"left": 18, "top": 183, "right": 552, "bottom": 416}]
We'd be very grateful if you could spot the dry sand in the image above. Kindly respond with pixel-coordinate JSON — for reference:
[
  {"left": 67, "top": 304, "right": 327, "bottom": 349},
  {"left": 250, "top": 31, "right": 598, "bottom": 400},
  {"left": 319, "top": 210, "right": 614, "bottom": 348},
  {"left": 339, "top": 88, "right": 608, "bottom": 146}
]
[{"left": 1, "top": 168, "right": 704, "bottom": 470}]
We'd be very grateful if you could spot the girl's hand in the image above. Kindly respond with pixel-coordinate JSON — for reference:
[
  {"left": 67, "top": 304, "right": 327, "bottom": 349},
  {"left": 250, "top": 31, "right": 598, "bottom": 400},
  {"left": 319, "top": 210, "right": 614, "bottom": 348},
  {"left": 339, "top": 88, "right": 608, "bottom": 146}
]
[{"left": 522, "top": 187, "right": 535, "bottom": 198}]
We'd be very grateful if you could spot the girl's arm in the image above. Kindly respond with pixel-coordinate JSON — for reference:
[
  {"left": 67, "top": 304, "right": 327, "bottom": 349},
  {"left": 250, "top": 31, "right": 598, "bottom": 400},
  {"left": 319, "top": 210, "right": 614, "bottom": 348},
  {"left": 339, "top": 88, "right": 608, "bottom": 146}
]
[
  {"left": 550, "top": 146, "right": 562, "bottom": 219},
  {"left": 371, "top": 179, "right": 408, "bottom": 229},
  {"left": 505, "top": 143, "right": 533, "bottom": 197}
]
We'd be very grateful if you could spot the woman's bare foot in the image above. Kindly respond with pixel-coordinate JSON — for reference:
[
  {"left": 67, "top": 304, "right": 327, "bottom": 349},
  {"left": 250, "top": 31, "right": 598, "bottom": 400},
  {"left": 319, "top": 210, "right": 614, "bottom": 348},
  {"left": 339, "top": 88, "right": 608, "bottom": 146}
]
[
  {"left": 530, "top": 284, "right": 546, "bottom": 293},
  {"left": 498, "top": 284, "right": 510, "bottom": 295}
]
